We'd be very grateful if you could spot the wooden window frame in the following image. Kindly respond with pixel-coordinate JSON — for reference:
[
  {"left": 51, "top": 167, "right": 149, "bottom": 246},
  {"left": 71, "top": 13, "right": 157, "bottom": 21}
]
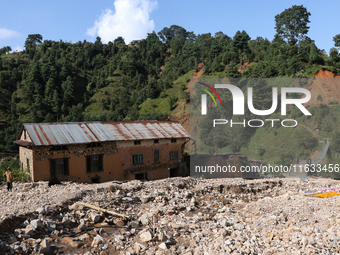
[
  {"left": 132, "top": 153, "right": 144, "bottom": 165},
  {"left": 153, "top": 149, "right": 160, "bottom": 164},
  {"left": 49, "top": 158, "right": 69, "bottom": 176},
  {"left": 169, "top": 150, "right": 179, "bottom": 161},
  {"left": 86, "top": 154, "right": 104, "bottom": 173}
]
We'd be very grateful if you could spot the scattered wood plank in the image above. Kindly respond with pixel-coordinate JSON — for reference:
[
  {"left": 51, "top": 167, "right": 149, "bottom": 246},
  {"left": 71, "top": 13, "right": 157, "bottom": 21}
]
[{"left": 76, "top": 202, "right": 129, "bottom": 220}]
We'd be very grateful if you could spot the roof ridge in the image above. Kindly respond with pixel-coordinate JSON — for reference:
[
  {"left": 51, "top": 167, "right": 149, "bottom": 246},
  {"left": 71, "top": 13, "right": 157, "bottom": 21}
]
[{"left": 20, "top": 121, "right": 189, "bottom": 146}]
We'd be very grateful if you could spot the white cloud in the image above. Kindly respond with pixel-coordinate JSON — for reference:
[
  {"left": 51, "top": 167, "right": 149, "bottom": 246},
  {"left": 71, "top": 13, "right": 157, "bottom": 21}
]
[
  {"left": 0, "top": 28, "right": 20, "bottom": 39},
  {"left": 13, "top": 46, "right": 23, "bottom": 52},
  {"left": 87, "top": 0, "right": 157, "bottom": 44}
]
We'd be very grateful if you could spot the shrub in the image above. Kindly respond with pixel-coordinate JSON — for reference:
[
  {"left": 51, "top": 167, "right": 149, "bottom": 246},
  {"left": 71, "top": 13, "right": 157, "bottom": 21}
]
[{"left": 0, "top": 156, "right": 31, "bottom": 183}]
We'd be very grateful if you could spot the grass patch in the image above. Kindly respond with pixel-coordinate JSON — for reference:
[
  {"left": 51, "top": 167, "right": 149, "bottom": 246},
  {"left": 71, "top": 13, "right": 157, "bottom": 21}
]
[{"left": 139, "top": 70, "right": 193, "bottom": 115}]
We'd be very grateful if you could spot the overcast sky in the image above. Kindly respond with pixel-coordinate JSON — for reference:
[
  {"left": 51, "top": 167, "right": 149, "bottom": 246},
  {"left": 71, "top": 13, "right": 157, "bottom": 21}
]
[{"left": 0, "top": 0, "right": 339, "bottom": 54}]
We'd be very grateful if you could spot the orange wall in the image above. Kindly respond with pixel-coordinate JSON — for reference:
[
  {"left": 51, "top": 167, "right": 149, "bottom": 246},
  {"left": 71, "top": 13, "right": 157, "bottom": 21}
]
[{"left": 25, "top": 138, "right": 187, "bottom": 183}]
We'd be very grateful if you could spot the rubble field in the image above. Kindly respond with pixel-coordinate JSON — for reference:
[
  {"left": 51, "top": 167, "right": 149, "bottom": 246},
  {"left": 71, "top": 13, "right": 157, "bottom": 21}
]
[{"left": 0, "top": 177, "right": 339, "bottom": 255}]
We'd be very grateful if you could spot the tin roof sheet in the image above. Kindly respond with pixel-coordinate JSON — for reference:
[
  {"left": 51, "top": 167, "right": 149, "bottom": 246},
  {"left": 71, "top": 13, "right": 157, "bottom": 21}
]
[{"left": 23, "top": 121, "right": 190, "bottom": 146}]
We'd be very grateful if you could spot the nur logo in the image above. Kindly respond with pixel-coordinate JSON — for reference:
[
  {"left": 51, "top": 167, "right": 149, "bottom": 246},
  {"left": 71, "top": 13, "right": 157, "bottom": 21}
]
[
  {"left": 197, "top": 82, "right": 222, "bottom": 115},
  {"left": 198, "top": 83, "right": 312, "bottom": 116}
]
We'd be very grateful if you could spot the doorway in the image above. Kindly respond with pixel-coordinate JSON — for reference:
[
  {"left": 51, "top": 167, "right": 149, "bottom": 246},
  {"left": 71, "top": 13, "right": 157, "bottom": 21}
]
[
  {"left": 91, "top": 177, "right": 100, "bottom": 183},
  {"left": 135, "top": 172, "right": 148, "bottom": 180},
  {"left": 170, "top": 167, "right": 179, "bottom": 177}
]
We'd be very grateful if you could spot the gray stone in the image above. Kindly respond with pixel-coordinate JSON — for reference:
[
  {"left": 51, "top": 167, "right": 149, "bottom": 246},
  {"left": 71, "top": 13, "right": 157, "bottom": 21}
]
[
  {"left": 91, "top": 234, "right": 104, "bottom": 247},
  {"left": 134, "top": 242, "right": 146, "bottom": 254},
  {"left": 20, "top": 242, "right": 29, "bottom": 252},
  {"left": 31, "top": 219, "right": 43, "bottom": 229},
  {"left": 25, "top": 226, "right": 34, "bottom": 235},
  {"left": 62, "top": 217, "right": 71, "bottom": 225},
  {"left": 52, "top": 230, "right": 60, "bottom": 236},
  {"left": 234, "top": 223, "right": 245, "bottom": 231},
  {"left": 301, "top": 236, "right": 308, "bottom": 247},
  {"left": 158, "top": 242, "right": 168, "bottom": 250},
  {"left": 130, "top": 221, "right": 139, "bottom": 228},
  {"left": 14, "top": 229, "right": 23, "bottom": 236},
  {"left": 307, "top": 236, "right": 315, "bottom": 245},
  {"left": 90, "top": 212, "right": 101, "bottom": 223},
  {"left": 13, "top": 245, "right": 22, "bottom": 252},
  {"left": 140, "top": 231, "right": 152, "bottom": 242},
  {"left": 47, "top": 224, "right": 56, "bottom": 232},
  {"left": 39, "top": 239, "right": 50, "bottom": 255},
  {"left": 115, "top": 190, "right": 125, "bottom": 196},
  {"left": 70, "top": 203, "right": 84, "bottom": 211},
  {"left": 225, "top": 239, "right": 232, "bottom": 245},
  {"left": 219, "top": 220, "right": 229, "bottom": 227},
  {"left": 141, "top": 195, "right": 150, "bottom": 203},
  {"left": 37, "top": 206, "right": 50, "bottom": 215},
  {"left": 78, "top": 233, "right": 90, "bottom": 242},
  {"left": 78, "top": 223, "right": 88, "bottom": 231},
  {"left": 115, "top": 235, "right": 125, "bottom": 242}
]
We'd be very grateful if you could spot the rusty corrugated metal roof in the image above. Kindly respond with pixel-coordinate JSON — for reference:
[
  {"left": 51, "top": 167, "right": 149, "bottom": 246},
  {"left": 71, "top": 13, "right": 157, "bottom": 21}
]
[{"left": 23, "top": 121, "right": 190, "bottom": 146}]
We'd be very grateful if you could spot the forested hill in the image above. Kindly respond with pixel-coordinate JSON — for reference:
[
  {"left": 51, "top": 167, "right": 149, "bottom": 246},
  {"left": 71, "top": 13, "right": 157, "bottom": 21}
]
[{"left": 1, "top": 5, "right": 340, "bottom": 151}]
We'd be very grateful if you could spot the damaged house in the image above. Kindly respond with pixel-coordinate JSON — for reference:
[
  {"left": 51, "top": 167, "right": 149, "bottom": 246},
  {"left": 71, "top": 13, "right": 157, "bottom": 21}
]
[{"left": 14, "top": 121, "right": 190, "bottom": 183}]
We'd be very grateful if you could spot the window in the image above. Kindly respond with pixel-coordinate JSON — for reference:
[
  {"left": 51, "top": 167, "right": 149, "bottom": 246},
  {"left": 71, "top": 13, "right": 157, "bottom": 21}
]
[
  {"left": 134, "top": 140, "right": 141, "bottom": 145},
  {"left": 153, "top": 149, "right": 160, "bottom": 163},
  {"left": 27, "top": 158, "right": 30, "bottom": 172},
  {"left": 132, "top": 153, "right": 144, "bottom": 165},
  {"left": 169, "top": 150, "right": 179, "bottom": 161},
  {"left": 154, "top": 139, "right": 159, "bottom": 144},
  {"left": 50, "top": 158, "right": 69, "bottom": 177},
  {"left": 24, "top": 130, "right": 27, "bottom": 140},
  {"left": 171, "top": 138, "right": 177, "bottom": 143},
  {"left": 86, "top": 142, "right": 102, "bottom": 148},
  {"left": 86, "top": 155, "right": 103, "bottom": 173}
]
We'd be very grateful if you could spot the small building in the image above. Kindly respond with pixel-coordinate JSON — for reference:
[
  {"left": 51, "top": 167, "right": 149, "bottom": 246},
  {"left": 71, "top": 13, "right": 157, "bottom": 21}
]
[{"left": 14, "top": 121, "right": 190, "bottom": 183}]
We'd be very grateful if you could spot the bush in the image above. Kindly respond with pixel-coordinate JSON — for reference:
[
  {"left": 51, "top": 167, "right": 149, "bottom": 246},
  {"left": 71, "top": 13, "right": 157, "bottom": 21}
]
[
  {"left": 181, "top": 91, "right": 190, "bottom": 102},
  {"left": 168, "top": 95, "right": 178, "bottom": 111},
  {"left": 0, "top": 156, "right": 31, "bottom": 183}
]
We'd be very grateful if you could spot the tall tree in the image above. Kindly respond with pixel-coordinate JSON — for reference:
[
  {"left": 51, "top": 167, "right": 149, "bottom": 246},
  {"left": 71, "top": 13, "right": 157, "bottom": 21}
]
[
  {"left": 309, "top": 42, "right": 319, "bottom": 64},
  {"left": 146, "top": 77, "right": 158, "bottom": 99},
  {"left": 232, "top": 30, "right": 251, "bottom": 70},
  {"left": 275, "top": 5, "right": 311, "bottom": 45},
  {"left": 24, "top": 34, "right": 43, "bottom": 52},
  {"left": 333, "top": 34, "right": 340, "bottom": 48}
]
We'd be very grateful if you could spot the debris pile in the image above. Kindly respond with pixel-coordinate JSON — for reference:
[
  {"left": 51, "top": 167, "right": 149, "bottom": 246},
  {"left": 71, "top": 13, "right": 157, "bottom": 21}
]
[{"left": 0, "top": 177, "right": 339, "bottom": 254}]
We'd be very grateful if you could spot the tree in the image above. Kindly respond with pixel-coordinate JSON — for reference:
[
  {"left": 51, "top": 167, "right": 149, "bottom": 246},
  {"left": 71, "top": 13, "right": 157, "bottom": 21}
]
[
  {"left": 225, "top": 61, "right": 241, "bottom": 78},
  {"left": 333, "top": 34, "right": 340, "bottom": 48},
  {"left": 61, "top": 76, "right": 74, "bottom": 114},
  {"left": 0, "top": 46, "right": 12, "bottom": 55},
  {"left": 275, "top": 5, "right": 311, "bottom": 45},
  {"left": 309, "top": 42, "right": 319, "bottom": 64},
  {"left": 25, "top": 34, "right": 43, "bottom": 52},
  {"left": 330, "top": 47, "right": 339, "bottom": 62},
  {"left": 158, "top": 25, "right": 189, "bottom": 46},
  {"left": 146, "top": 78, "right": 158, "bottom": 99},
  {"left": 232, "top": 30, "right": 251, "bottom": 70}
]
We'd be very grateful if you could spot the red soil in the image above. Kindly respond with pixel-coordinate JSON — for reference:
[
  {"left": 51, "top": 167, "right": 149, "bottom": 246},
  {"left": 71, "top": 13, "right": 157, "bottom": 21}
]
[{"left": 304, "top": 69, "right": 340, "bottom": 107}]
